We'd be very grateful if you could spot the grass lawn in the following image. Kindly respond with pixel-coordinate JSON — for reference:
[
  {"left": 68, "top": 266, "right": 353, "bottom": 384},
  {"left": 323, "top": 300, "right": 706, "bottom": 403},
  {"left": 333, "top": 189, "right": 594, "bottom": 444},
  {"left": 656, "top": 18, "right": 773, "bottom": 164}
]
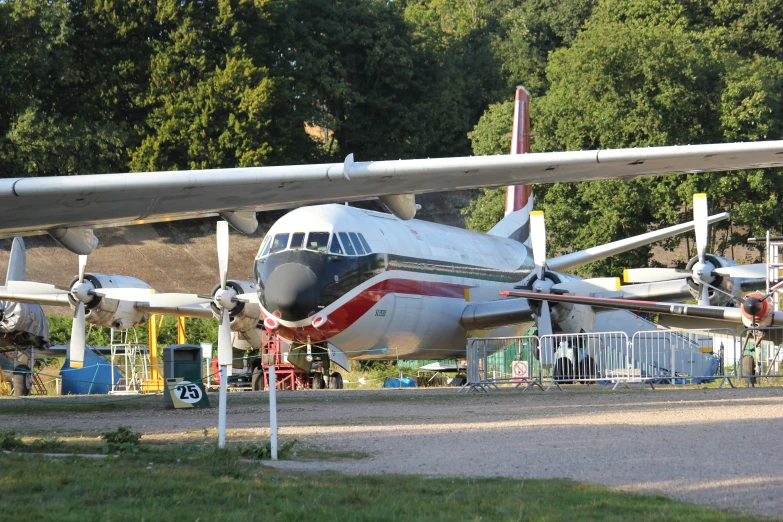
[{"left": 0, "top": 443, "right": 759, "bottom": 522}]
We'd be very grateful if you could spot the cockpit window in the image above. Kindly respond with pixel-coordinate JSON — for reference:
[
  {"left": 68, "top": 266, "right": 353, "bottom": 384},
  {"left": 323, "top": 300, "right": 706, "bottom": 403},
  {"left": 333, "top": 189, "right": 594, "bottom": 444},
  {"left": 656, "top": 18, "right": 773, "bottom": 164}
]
[
  {"left": 270, "top": 233, "right": 290, "bottom": 253},
  {"left": 258, "top": 235, "right": 271, "bottom": 258},
  {"left": 349, "top": 232, "right": 365, "bottom": 255},
  {"left": 290, "top": 232, "right": 305, "bottom": 250},
  {"left": 338, "top": 232, "right": 356, "bottom": 255},
  {"left": 329, "top": 234, "right": 344, "bottom": 254},
  {"left": 357, "top": 233, "right": 372, "bottom": 253},
  {"left": 306, "top": 232, "right": 330, "bottom": 252}
]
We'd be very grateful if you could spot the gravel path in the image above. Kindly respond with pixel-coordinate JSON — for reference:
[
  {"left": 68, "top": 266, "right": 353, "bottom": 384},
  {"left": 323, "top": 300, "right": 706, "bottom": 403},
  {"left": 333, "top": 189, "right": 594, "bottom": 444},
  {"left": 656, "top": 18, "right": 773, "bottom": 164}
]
[{"left": 3, "top": 386, "right": 783, "bottom": 518}]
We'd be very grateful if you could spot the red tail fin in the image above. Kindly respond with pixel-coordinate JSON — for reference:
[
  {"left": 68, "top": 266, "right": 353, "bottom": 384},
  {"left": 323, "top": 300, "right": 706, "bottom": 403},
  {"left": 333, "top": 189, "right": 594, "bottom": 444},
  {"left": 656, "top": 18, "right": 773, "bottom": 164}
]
[{"left": 505, "top": 86, "right": 532, "bottom": 216}]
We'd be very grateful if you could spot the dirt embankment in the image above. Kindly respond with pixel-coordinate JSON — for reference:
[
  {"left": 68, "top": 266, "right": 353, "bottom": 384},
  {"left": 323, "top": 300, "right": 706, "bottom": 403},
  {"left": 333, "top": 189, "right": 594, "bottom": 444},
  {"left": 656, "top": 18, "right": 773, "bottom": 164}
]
[{"left": 0, "top": 192, "right": 477, "bottom": 309}]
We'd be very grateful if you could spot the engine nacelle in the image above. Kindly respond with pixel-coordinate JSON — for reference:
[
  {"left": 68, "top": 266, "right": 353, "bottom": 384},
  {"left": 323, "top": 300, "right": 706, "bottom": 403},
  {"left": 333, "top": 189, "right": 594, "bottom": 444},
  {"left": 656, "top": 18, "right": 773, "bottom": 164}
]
[
  {"left": 741, "top": 293, "right": 775, "bottom": 328},
  {"left": 211, "top": 280, "right": 261, "bottom": 334},
  {"left": 686, "top": 254, "right": 741, "bottom": 307},
  {"left": 69, "top": 274, "right": 152, "bottom": 329},
  {"left": 521, "top": 271, "right": 576, "bottom": 325}
]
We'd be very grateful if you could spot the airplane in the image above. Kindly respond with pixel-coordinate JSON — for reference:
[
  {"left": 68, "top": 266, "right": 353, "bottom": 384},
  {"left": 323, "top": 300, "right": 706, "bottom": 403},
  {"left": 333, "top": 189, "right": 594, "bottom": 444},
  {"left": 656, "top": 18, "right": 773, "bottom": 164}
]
[
  {"left": 1, "top": 89, "right": 781, "bottom": 387},
  {"left": 172, "top": 90, "right": 773, "bottom": 386},
  {"left": 0, "top": 238, "right": 49, "bottom": 395}
]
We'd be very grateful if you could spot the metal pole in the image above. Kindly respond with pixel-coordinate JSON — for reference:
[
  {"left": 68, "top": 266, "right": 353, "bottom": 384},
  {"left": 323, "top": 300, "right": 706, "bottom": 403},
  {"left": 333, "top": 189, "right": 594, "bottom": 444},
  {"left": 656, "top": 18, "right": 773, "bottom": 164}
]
[
  {"left": 269, "top": 364, "right": 278, "bottom": 460},
  {"left": 218, "top": 365, "right": 227, "bottom": 448}
]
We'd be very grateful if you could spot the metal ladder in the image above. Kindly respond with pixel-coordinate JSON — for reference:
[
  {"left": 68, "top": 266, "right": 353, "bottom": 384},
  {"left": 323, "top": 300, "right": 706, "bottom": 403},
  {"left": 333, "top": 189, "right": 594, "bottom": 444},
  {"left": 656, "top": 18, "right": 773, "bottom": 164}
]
[
  {"left": 765, "top": 232, "right": 783, "bottom": 311},
  {"left": 30, "top": 374, "right": 47, "bottom": 395}
]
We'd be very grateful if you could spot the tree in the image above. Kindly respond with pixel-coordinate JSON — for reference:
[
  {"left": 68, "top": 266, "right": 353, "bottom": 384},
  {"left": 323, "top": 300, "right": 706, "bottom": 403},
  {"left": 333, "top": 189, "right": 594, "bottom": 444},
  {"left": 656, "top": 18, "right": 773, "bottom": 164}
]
[
  {"left": 464, "top": 0, "right": 783, "bottom": 275},
  {"left": 494, "top": 0, "right": 597, "bottom": 95},
  {"left": 129, "top": 0, "right": 317, "bottom": 172}
]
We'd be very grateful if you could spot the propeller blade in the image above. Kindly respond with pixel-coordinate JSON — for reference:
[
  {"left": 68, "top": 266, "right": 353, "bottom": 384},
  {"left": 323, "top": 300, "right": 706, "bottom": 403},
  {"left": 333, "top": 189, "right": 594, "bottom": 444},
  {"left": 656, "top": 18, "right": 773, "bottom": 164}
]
[
  {"left": 698, "top": 282, "right": 710, "bottom": 306},
  {"left": 622, "top": 267, "right": 690, "bottom": 283},
  {"left": 70, "top": 301, "right": 86, "bottom": 369},
  {"left": 693, "top": 193, "right": 708, "bottom": 264},
  {"left": 78, "top": 254, "right": 87, "bottom": 283},
  {"left": 536, "top": 300, "right": 555, "bottom": 366},
  {"left": 217, "top": 220, "right": 229, "bottom": 290},
  {"left": 530, "top": 210, "right": 546, "bottom": 278},
  {"left": 217, "top": 307, "right": 232, "bottom": 366},
  {"left": 233, "top": 293, "right": 260, "bottom": 304},
  {"left": 537, "top": 300, "right": 553, "bottom": 337},
  {"left": 713, "top": 263, "right": 768, "bottom": 279},
  {"left": 144, "top": 293, "right": 213, "bottom": 307},
  {"left": 551, "top": 277, "right": 620, "bottom": 295},
  {"left": 92, "top": 288, "right": 155, "bottom": 301},
  {"left": 4, "top": 280, "right": 70, "bottom": 295}
]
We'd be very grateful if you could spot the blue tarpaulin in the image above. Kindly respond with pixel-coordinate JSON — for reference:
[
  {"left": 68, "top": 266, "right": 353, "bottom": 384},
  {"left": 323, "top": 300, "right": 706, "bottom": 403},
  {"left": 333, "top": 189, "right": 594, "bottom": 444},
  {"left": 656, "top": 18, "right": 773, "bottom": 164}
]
[
  {"left": 382, "top": 377, "right": 417, "bottom": 388},
  {"left": 61, "top": 348, "right": 121, "bottom": 395}
]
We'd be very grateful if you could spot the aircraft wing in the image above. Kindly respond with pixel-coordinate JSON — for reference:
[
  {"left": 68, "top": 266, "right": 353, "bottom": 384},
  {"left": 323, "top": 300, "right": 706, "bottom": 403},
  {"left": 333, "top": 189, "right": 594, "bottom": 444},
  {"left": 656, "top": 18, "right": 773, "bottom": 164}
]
[
  {"left": 2, "top": 140, "right": 783, "bottom": 243},
  {"left": 499, "top": 290, "right": 744, "bottom": 322},
  {"left": 134, "top": 302, "right": 215, "bottom": 320}
]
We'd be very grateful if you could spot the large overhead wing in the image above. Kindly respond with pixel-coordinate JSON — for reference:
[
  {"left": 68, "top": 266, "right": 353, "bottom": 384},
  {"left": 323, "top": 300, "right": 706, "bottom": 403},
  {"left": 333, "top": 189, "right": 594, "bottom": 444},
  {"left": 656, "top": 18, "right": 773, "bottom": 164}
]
[{"left": 1, "top": 141, "right": 782, "bottom": 250}]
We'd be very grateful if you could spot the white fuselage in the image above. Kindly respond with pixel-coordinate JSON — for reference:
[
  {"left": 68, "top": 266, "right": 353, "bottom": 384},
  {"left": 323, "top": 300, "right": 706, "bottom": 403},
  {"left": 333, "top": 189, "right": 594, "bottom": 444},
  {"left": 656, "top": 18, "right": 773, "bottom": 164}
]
[{"left": 255, "top": 204, "right": 535, "bottom": 359}]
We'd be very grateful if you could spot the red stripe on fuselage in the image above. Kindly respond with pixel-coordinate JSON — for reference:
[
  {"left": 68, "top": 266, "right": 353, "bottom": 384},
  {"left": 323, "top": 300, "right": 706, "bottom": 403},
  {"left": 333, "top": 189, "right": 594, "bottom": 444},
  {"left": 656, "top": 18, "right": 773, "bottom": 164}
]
[{"left": 273, "top": 277, "right": 470, "bottom": 343}]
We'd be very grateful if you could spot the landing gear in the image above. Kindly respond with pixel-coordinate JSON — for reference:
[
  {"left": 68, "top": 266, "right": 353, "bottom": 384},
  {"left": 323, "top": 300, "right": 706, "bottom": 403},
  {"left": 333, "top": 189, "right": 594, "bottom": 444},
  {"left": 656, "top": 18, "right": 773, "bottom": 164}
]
[
  {"left": 329, "top": 372, "right": 343, "bottom": 389},
  {"left": 12, "top": 370, "right": 30, "bottom": 397},
  {"left": 251, "top": 368, "right": 264, "bottom": 391},
  {"left": 554, "top": 357, "right": 574, "bottom": 384},
  {"left": 311, "top": 373, "right": 325, "bottom": 390},
  {"left": 576, "top": 356, "right": 596, "bottom": 383}
]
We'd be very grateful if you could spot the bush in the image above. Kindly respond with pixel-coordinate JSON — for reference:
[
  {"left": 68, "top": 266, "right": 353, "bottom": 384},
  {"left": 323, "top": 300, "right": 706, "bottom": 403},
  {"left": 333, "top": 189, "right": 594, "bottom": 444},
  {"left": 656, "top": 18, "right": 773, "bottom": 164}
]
[
  {"left": 101, "top": 426, "right": 142, "bottom": 454},
  {"left": 30, "top": 436, "right": 64, "bottom": 452},
  {"left": 239, "top": 440, "right": 296, "bottom": 460},
  {"left": 0, "top": 431, "right": 24, "bottom": 451}
]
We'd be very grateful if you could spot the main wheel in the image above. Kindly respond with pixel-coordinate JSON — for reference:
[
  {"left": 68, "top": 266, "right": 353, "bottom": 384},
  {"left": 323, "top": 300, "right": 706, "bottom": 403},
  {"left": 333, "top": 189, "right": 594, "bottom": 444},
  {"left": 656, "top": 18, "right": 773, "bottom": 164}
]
[
  {"left": 553, "top": 358, "right": 574, "bottom": 384},
  {"left": 311, "top": 373, "right": 324, "bottom": 390},
  {"left": 12, "top": 373, "right": 30, "bottom": 397},
  {"left": 329, "top": 372, "right": 343, "bottom": 389},
  {"left": 251, "top": 368, "right": 264, "bottom": 391},
  {"left": 577, "top": 356, "right": 596, "bottom": 383},
  {"left": 742, "top": 355, "right": 756, "bottom": 387}
]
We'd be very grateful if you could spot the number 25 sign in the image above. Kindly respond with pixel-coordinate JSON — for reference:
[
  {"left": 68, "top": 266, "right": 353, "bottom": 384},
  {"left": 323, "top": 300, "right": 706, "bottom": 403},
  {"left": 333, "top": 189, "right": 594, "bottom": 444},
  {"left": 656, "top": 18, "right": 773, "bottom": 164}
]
[{"left": 166, "top": 378, "right": 210, "bottom": 408}]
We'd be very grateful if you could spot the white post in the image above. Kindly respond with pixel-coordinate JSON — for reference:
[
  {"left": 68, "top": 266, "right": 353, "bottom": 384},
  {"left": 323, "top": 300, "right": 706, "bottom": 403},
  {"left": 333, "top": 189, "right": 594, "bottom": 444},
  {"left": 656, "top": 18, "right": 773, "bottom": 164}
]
[
  {"left": 269, "top": 364, "right": 278, "bottom": 460},
  {"left": 218, "top": 365, "right": 227, "bottom": 448}
]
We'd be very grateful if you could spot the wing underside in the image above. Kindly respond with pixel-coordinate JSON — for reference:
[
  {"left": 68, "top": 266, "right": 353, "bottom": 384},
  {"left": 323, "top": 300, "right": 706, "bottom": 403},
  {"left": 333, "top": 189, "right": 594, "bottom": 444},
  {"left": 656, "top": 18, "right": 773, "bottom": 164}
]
[{"left": 1, "top": 141, "right": 782, "bottom": 237}]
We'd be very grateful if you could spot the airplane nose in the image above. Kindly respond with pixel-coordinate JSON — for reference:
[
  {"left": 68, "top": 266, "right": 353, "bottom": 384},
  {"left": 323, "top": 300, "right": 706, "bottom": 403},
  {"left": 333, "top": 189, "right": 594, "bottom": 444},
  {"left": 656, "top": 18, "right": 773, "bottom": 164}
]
[{"left": 263, "top": 263, "right": 320, "bottom": 321}]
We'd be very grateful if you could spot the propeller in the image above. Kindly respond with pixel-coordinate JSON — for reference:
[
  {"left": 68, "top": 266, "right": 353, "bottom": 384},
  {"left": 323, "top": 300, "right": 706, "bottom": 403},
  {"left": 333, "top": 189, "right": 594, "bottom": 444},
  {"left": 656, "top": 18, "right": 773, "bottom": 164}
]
[
  {"left": 692, "top": 193, "right": 710, "bottom": 305},
  {"left": 622, "top": 193, "right": 766, "bottom": 303},
  {"left": 527, "top": 211, "right": 553, "bottom": 338},
  {"left": 214, "top": 221, "right": 234, "bottom": 370},
  {"left": 69, "top": 255, "right": 89, "bottom": 368}
]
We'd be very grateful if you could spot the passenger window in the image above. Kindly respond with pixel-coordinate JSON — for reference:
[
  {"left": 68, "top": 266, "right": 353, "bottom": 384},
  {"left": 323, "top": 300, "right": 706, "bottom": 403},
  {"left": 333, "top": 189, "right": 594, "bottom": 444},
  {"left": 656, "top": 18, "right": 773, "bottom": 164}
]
[
  {"left": 338, "top": 232, "right": 356, "bottom": 255},
  {"left": 358, "top": 233, "right": 372, "bottom": 253},
  {"left": 290, "top": 232, "right": 305, "bottom": 249},
  {"left": 349, "top": 232, "right": 365, "bottom": 255},
  {"left": 307, "top": 232, "right": 330, "bottom": 252},
  {"left": 329, "top": 234, "right": 344, "bottom": 254},
  {"left": 270, "top": 233, "right": 290, "bottom": 253},
  {"left": 258, "top": 235, "right": 271, "bottom": 258}
]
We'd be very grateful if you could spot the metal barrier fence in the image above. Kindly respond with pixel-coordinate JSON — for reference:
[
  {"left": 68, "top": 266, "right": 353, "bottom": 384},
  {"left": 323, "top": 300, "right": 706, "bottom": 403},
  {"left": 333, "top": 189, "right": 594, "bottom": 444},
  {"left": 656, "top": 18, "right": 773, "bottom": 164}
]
[
  {"left": 540, "top": 331, "right": 630, "bottom": 390},
  {"left": 461, "top": 336, "right": 541, "bottom": 393},
  {"left": 464, "top": 328, "right": 737, "bottom": 392},
  {"left": 736, "top": 327, "right": 783, "bottom": 386}
]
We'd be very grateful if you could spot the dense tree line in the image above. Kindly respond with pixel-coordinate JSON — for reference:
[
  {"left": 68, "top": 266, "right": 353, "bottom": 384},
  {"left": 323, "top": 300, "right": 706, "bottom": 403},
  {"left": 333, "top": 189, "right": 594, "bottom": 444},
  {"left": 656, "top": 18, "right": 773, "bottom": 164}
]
[
  {"left": 2, "top": 0, "right": 782, "bottom": 277},
  {"left": 464, "top": 0, "right": 783, "bottom": 275}
]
